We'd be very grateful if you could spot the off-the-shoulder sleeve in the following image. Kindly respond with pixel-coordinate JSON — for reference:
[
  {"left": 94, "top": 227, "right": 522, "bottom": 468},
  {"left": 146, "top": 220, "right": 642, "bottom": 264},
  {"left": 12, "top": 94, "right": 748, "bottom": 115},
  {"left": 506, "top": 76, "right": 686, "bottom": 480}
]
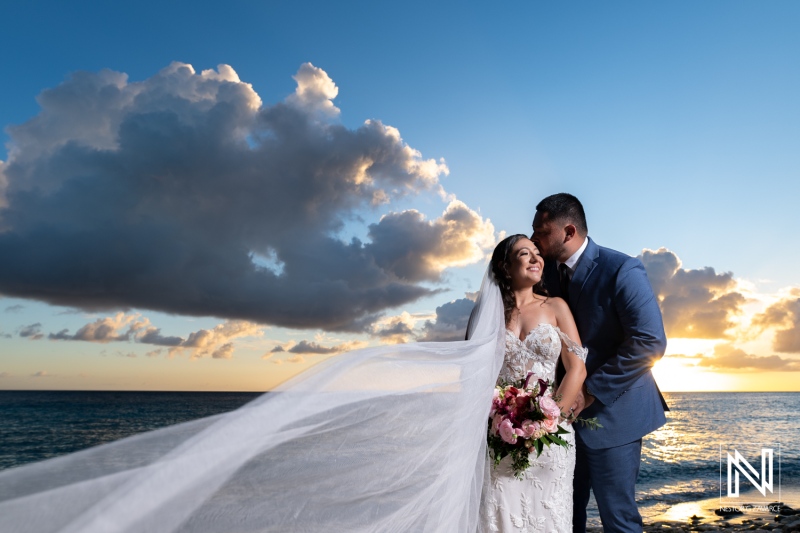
[{"left": 557, "top": 329, "right": 588, "bottom": 362}]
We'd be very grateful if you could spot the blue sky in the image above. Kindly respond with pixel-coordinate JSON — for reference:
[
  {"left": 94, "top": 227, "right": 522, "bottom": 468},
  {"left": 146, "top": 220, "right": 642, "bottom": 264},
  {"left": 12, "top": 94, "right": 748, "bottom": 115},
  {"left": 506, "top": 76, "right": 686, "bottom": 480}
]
[{"left": 1, "top": 1, "right": 798, "bottom": 390}]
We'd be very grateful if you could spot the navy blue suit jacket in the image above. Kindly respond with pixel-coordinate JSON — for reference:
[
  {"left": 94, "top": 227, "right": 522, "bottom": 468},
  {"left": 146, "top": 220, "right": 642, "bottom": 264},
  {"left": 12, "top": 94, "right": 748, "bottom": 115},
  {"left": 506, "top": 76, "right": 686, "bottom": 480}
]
[{"left": 547, "top": 238, "right": 668, "bottom": 449}]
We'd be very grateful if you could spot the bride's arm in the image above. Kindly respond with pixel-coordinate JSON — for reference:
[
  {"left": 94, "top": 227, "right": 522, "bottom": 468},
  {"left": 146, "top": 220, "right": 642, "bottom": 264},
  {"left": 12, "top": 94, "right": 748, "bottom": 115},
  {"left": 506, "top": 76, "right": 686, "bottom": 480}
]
[{"left": 552, "top": 298, "right": 587, "bottom": 418}]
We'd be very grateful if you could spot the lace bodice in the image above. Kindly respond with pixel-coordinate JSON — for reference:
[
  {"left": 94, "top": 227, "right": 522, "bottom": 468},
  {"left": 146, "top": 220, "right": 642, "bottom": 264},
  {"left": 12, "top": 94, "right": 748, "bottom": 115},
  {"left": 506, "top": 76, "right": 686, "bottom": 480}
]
[{"left": 499, "top": 323, "right": 588, "bottom": 384}]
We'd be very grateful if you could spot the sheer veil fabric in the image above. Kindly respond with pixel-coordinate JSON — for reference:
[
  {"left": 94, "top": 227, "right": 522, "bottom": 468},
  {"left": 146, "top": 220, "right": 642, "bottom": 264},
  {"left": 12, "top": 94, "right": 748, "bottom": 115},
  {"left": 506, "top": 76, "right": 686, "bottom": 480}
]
[{"left": 0, "top": 268, "right": 505, "bottom": 533}]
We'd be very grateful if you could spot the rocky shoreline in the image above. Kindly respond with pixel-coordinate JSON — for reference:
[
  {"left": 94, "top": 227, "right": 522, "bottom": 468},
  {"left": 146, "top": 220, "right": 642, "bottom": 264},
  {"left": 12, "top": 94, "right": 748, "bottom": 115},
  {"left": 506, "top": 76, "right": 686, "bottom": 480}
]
[{"left": 586, "top": 504, "right": 800, "bottom": 533}]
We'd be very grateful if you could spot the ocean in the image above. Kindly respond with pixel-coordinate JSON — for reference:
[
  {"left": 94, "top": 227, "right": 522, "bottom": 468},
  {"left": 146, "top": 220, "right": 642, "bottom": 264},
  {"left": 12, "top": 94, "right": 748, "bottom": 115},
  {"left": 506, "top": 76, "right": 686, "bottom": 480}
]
[{"left": 1, "top": 391, "right": 797, "bottom": 523}]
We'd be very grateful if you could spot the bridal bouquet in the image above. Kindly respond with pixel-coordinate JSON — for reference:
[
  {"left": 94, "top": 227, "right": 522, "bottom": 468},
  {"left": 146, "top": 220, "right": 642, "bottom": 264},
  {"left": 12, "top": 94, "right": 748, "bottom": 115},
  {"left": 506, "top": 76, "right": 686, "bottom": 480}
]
[{"left": 487, "top": 373, "right": 599, "bottom": 478}]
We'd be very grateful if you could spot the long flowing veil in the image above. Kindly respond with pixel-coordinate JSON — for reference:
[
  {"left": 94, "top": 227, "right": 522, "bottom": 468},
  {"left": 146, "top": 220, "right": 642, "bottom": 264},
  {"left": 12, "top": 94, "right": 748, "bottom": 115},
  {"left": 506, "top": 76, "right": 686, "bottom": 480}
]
[{"left": 0, "top": 267, "right": 504, "bottom": 533}]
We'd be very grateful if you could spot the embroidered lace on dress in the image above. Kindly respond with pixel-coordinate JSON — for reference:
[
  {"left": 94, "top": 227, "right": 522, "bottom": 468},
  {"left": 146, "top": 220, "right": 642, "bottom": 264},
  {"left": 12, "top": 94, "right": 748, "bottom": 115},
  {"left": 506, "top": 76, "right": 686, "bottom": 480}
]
[{"left": 481, "top": 323, "right": 587, "bottom": 533}]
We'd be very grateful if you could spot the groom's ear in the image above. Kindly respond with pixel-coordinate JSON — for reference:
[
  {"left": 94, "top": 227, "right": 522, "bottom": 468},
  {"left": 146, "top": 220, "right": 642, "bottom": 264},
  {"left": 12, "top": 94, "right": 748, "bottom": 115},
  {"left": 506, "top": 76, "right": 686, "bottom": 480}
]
[{"left": 563, "top": 224, "right": 577, "bottom": 241}]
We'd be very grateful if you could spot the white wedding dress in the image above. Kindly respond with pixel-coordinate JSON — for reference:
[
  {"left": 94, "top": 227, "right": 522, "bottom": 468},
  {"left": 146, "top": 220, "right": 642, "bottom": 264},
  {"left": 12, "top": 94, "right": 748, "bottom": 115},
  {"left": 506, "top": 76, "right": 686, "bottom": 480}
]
[{"left": 480, "top": 324, "right": 587, "bottom": 533}]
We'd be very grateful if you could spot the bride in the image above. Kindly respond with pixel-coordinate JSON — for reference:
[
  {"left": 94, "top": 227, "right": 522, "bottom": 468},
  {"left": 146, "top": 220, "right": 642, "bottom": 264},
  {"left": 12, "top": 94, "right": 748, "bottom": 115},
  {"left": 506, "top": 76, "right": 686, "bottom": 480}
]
[
  {"left": 0, "top": 236, "right": 586, "bottom": 533},
  {"left": 480, "top": 234, "right": 587, "bottom": 533}
]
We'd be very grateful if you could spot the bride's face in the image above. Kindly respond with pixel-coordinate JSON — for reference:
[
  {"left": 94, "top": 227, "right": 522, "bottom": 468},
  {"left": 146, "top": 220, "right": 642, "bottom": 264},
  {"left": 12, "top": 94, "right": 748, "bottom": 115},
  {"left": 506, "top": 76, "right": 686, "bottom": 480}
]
[{"left": 507, "top": 238, "right": 544, "bottom": 288}]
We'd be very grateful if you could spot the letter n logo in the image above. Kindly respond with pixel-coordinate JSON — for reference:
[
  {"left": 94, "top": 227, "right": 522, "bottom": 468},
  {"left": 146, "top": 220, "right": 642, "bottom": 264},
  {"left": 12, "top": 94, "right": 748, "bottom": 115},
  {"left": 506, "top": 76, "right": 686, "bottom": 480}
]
[{"left": 727, "top": 448, "right": 773, "bottom": 497}]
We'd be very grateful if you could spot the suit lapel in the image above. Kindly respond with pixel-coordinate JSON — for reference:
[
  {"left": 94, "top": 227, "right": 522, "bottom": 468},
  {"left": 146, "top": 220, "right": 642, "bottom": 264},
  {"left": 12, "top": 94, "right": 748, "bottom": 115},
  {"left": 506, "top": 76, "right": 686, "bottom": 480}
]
[{"left": 569, "top": 237, "right": 599, "bottom": 304}]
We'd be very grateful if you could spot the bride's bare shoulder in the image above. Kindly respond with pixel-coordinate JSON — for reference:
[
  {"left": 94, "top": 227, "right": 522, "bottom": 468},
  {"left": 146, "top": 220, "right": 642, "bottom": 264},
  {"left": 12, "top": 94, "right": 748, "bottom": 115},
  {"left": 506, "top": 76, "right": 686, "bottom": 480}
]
[
  {"left": 538, "top": 296, "right": 571, "bottom": 318},
  {"left": 537, "top": 295, "right": 566, "bottom": 308}
]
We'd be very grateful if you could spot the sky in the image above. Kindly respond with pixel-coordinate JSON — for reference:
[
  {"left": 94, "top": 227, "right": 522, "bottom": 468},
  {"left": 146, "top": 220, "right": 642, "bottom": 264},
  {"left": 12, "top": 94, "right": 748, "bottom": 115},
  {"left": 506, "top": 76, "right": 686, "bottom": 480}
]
[{"left": 0, "top": 0, "right": 798, "bottom": 391}]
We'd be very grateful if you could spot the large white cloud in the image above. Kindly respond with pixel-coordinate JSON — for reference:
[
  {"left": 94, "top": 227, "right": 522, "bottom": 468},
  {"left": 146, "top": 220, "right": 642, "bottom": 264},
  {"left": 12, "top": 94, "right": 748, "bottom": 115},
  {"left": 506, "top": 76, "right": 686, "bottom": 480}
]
[
  {"left": 0, "top": 62, "right": 496, "bottom": 331},
  {"left": 640, "top": 248, "right": 746, "bottom": 338}
]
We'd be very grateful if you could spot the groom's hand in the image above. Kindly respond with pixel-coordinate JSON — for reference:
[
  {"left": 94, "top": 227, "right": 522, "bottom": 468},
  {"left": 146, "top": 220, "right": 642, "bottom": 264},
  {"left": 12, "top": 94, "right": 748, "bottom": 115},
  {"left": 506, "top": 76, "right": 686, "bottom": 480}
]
[
  {"left": 581, "top": 384, "right": 596, "bottom": 412},
  {"left": 570, "top": 390, "right": 586, "bottom": 420}
]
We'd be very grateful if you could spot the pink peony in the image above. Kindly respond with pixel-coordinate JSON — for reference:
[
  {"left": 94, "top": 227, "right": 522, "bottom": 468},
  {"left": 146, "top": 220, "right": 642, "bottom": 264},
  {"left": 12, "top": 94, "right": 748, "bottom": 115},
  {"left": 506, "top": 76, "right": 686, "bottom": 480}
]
[{"left": 498, "top": 419, "right": 518, "bottom": 444}]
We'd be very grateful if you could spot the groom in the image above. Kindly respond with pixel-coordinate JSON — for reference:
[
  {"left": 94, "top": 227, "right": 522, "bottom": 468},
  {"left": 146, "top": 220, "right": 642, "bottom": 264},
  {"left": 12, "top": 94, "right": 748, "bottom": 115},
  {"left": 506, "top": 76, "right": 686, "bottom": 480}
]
[{"left": 531, "top": 193, "right": 668, "bottom": 533}]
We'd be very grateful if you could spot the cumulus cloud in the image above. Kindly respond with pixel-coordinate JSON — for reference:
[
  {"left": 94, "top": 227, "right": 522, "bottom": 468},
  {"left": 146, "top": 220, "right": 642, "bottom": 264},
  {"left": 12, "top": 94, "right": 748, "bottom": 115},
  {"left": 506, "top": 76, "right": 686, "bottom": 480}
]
[
  {"left": 751, "top": 290, "right": 800, "bottom": 353},
  {"left": 286, "top": 63, "right": 340, "bottom": 117},
  {"left": 48, "top": 313, "right": 145, "bottom": 342},
  {"left": 0, "top": 62, "right": 492, "bottom": 332},
  {"left": 697, "top": 343, "right": 800, "bottom": 371},
  {"left": 47, "top": 312, "right": 262, "bottom": 359},
  {"left": 417, "top": 298, "right": 475, "bottom": 342},
  {"left": 367, "top": 201, "right": 495, "bottom": 282},
  {"left": 175, "top": 321, "right": 263, "bottom": 359},
  {"left": 0, "top": 371, "right": 11, "bottom": 378},
  {"left": 30, "top": 371, "right": 50, "bottom": 377},
  {"left": 270, "top": 339, "right": 365, "bottom": 355},
  {"left": 5, "top": 304, "right": 23, "bottom": 313},
  {"left": 640, "top": 248, "right": 746, "bottom": 338},
  {"left": 210, "top": 343, "right": 234, "bottom": 360},
  {"left": 371, "top": 312, "right": 418, "bottom": 344},
  {"left": 18, "top": 322, "right": 43, "bottom": 340},
  {"left": 287, "top": 340, "right": 341, "bottom": 354},
  {"left": 137, "top": 328, "right": 184, "bottom": 347}
]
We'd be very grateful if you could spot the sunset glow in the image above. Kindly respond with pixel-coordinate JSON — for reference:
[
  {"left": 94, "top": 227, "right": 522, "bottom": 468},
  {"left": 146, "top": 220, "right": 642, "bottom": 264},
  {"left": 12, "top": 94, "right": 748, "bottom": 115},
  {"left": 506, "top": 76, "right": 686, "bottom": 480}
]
[{"left": 1, "top": 2, "right": 798, "bottom": 392}]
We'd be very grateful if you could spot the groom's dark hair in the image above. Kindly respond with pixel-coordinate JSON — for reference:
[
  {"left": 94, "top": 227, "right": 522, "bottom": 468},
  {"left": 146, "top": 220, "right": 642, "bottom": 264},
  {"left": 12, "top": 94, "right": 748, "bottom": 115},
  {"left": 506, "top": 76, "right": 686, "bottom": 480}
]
[{"left": 536, "top": 193, "right": 588, "bottom": 235}]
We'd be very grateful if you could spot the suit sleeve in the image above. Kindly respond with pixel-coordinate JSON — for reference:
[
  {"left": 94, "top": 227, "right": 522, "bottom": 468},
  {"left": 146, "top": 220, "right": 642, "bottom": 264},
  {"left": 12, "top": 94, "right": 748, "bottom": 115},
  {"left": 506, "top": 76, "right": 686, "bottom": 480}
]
[{"left": 583, "top": 258, "right": 667, "bottom": 406}]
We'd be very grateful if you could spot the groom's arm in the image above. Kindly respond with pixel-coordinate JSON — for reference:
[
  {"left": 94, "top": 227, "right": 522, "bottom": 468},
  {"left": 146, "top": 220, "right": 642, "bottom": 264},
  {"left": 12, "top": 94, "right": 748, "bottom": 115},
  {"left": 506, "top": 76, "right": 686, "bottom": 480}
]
[{"left": 583, "top": 258, "right": 666, "bottom": 407}]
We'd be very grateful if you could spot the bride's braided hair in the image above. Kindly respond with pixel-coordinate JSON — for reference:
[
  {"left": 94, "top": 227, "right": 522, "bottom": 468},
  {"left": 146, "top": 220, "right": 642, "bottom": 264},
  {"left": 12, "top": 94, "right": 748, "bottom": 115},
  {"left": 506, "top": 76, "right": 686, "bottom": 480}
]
[{"left": 491, "top": 234, "right": 549, "bottom": 325}]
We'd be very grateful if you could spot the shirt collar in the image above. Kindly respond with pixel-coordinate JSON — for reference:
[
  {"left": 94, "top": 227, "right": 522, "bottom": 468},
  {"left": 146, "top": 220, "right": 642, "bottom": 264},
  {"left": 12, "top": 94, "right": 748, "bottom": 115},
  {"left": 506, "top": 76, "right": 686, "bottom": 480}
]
[{"left": 559, "top": 236, "right": 588, "bottom": 272}]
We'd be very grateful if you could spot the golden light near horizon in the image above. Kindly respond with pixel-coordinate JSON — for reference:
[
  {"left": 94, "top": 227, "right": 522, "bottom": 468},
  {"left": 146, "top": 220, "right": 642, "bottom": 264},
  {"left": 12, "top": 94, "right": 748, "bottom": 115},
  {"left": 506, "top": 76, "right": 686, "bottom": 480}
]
[
  {"left": 652, "top": 353, "right": 738, "bottom": 392},
  {"left": 653, "top": 338, "right": 741, "bottom": 392},
  {"left": 653, "top": 335, "right": 800, "bottom": 392}
]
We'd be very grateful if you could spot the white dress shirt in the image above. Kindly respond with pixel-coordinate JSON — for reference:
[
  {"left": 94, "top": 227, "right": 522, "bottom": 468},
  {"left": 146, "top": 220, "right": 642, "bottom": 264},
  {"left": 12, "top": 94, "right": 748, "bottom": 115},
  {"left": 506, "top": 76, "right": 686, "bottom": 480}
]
[{"left": 558, "top": 236, "right": 589, "bottom": 280}]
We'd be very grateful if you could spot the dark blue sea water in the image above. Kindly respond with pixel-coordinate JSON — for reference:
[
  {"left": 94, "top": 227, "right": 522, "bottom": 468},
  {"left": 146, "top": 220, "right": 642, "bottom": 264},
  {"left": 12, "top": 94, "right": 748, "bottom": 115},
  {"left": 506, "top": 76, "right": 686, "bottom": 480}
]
[
  {"left": 1, "top": 391, "right": 797, "bottom": 522},
  {"left": 0, "top": 390, "right": 260, "bottom": 470}
]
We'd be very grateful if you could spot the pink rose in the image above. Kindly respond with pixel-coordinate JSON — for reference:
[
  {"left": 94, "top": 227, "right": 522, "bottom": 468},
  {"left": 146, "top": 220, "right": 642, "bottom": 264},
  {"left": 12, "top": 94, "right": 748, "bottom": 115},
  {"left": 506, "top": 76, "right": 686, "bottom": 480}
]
[
  {"left": 491, "top": 414, "right": 503, "bottom": 435},
  {"left": 542, "top": 417, "right": 559, "bottom": 433},
  {"left": 538, "top": 396, "right": 561, "bottom": 419},
  {"left": 490, "top": 390, "right": 502, "bottom": 416},
  {"left": 498, "top": 419, "right": 518, "bottom": 444},
  {"left": 520, "top": 420, "right": 540, "bottom": 439}
]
